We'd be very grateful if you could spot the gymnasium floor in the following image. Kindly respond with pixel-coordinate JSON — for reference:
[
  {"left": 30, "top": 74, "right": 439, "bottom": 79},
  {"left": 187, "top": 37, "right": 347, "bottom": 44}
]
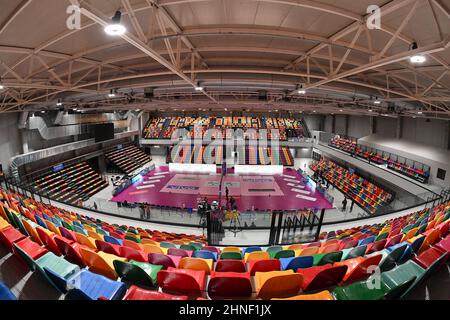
[{"left": 111, "top": 165, "right": 334, "bottom": 211}]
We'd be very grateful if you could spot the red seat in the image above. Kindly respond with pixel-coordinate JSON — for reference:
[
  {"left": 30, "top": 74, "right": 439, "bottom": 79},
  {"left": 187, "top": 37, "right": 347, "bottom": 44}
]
[
  {"left": 365, "top": 239, "right": 387, "bottom": 254},
  {"left": 95, "top": 240, "right": 121, "bottom": 256},
  {"left": 148, "top": 253, "right": 181, "bottom": 269},
  {"left": 119, "top": 246, "right": 148, "bottom": 262},
  {"left": 36, "top": 227, "right": 62, "bottom": 256},
  {"left": 208, "top": 272, "right": 252, "bottom": 299},
  {"left": 247, "top": 259, "right": 281, "bottom": 276},
  {"left": 335, "top": 254, "right": 382, "bottom": 283},
  {"left": 202, "top": 246, "right": 220, "bottom": 254},
  {"left": 58, "top": 227, "right": 77, "bottom": 242},
  {"left": 123, "top": 285, "right": 188, "bottom": 300},
  {"left": 168, "top": 248, "right": 191, "bottom": 257},
  {"left": 339, "top": 238, "right": 358, "bottom": 250},
  {"left": 13, "top": 237, "right": 48, "bottom": 261},
  {"left": 157, "top": 267, "right": 206, "bottom": 297},
  {"left": 413, "top": 246, "right": 447, "bottom": 269},
  {"left": 297, "top": 265, "right": 348, "bottom": 292},
  {"left": 384, "top": 234, "right": 403, "bottom": 248},
  {"left": 215, "top": 260, "right": 246, "bottom": 273},
  {"left": 54, "top": 236, "right": 86, "bottom": 267},
  {"left": 435, "top": 235, "right": 450, "bottom": 253},
  {"left": 0, "top": 226, "right": 26, "bottom": 252}
]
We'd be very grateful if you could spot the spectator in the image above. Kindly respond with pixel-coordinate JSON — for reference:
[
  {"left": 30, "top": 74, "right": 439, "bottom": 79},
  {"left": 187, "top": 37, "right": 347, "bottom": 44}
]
[
  {"left": 342, "top": 197, "right": 348, "bottom": 211},
  {"left": 350, "top": 200, "right": 355, "bottom": 213}
]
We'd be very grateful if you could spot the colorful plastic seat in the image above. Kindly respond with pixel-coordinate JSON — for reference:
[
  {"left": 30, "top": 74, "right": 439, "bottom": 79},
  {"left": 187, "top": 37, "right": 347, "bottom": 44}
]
[
  {"left": 272, "top": 290, "right": 334, "bottom": 300},
  {"left": 192, "top": 250, "right": 217, "bottom": 261},
  {"left": 248, "top": 259, "right": 281, "bottom": 275},
  {"left": 119, "top": 246, "right": 148, "bottom": 262},
  {"left": 280, "top": 256, "right": 314, "bottom": 271},
  {"left": 12, "top": 237, "right": 48, "bottom": 269},
  {"left": 95, "top": 240, "right": 121, "bottom": 256},
  {"left": 0, "top": 282, "right": 16, "bottom": 300},
  {"left": 215, "top": 260, "right": 246, "bottom": 273},
  {"left": 297, "top": 265, "right": 347, "bottom": 292},
  {"left": 104, "top": 235, "right": 122, "bottom": 246},
  {"left": 36, "top": 227, "right": 62, "bottom": 256},
  {"left": 157, "top": 267, "right": 206, "bottom": 297},
  {"left": 243, "top": 246, "right": 262, "bottom": 254},
  {"left": 255, "top": 270, "right": 303, "bottom": 300},
  {"left": 79, "top": 247, "right": 125, "bottom": 279},
  {"left": 142, "top": 244, "right": 165, "bottom": 254},
  {"left": 148, "top": 253, "right": 181, "bottom": 269},
  {"left": 220, "top": 251, "right": 242, "bottom": 260},
  {"left": 0, "top": 226, "right": 26, "bottom": 252},
  {"left": 54, "top": 236, "right": 86, "bottom": 267},
  {"left": 208, "top": 272, "right": 252, "bottom": 299},
  {"left": 113, "top": 260, "right": 163, "bottom": 287},
  {"left": 179, "top": 257, "right": 213, "bottom": 274},
  {"left": 168, "top": 248, "right": 191, "bottom": 257},
  {"left": 245, "top": 251, "right": 270, "bottom": 262},
  {"left": 335, "top": 254, "right": 382, "bottom": 283}
]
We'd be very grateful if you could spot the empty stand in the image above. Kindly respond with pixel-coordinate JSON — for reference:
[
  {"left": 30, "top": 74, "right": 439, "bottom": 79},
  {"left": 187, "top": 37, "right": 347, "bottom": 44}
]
[{"left": 105, "top": 144, "right": 151, "bottom": 174}]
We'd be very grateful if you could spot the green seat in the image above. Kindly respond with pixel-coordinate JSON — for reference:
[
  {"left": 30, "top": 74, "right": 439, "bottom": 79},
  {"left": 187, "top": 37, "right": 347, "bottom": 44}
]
[
  {"left": 316, "top": 251, "right": 343, "bottom": 266},
  {"left": 375, "top": 232, "right": 388, "bottom": 241},
  {"left": 189, "top": 242, "right": 204, "bottom": 250},
  {"left": 125, "top": 235, "right": 141, "bottom": 243},
  {"left": 220, "top": 252, "right": 242, "bottom": 260},
  {"left": 113, "top": 260, "right": 162, "bottom": 288},
  {"left": 266, "top": 246, "right": 283, "bottom": 258},
  {"left": 343, "top": 245, "right": 367, "bottom": 260},
  {"left": 180, "top": 244, "right": 197, "bottom": 251},
  {"left": 159, "top": 241, "right": 176, "bottom": 249},
  {"left": 73, "top": 225, "right": 88, "bottom": 236},
  {"left": 381, "top": 260, "right": 425, "bottom": 297},
  {"left": 62, "top": 221, "right": 74, "bottom": 231},
  {"left": 96, "top": 228, "right": 108, "bottom": 236},
  {"left": 274, "top": 250, "right": 295, "bottom": 259},
  {"left": 332, "top": 274, "right": 416, "bottom": 300},
  {"left": 14, "top": 246, "right": 80, "bottom": 290}
]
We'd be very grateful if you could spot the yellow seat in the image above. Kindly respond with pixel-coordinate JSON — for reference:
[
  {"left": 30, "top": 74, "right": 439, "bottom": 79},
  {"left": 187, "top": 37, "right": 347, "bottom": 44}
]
[
  {"left": 84, "top": 225, "right": 95, "bottom": 232},
  {"left": 179, "top": 257, "right": 213, "bottom": 274},
  {"left": 245, "top": 251, "right": 270, "bottom": 262},
  {"left": 45, "top": 219, "right": 61, "bottom": 236},
  {"left": 255, "top": 270, "right": 303, "bottom": 300},
  {"left": 222, "top": 246, "right": 241, "bottom": 253},
  {"left": 297, "top": 246, "right": 319, "bottom": 256},
  {"left": 0, "top": 217, "right": 10, "bottom": 230},
  {"left": 75, "top": 232, "right": 97, "bottom": 249},
  {"left": 272, "top": 290, "right": 334, "bottom": 300},
  {"left": 79, "top": 247, "right": 126, "bottom": 279},
  {"left": 142, "top": 244, "right": 164, "bottom": 254},
  {"left": 287, "top": 244, "right": 304, "bottom": 251},
  {"left": 21, "top": 219, "right": 43, "bottom": 245}
]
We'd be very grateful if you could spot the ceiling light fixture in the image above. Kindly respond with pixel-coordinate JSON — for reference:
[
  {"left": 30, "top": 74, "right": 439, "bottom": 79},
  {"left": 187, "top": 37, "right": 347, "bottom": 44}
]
[
  {"left": 297, "top": 84, "right": 306, "bottom": 94},
  {"left": 108, "top": 89, "right": 117, "bottom": 98},
  {"left": 0, "top": 77, "right": 4, "bottom": 90},
  {"left": 374, "top": 97, "right": 381, "bottom": 105},
  {"left": 417, "top": 111, "right": 423, "bottom": 115},
  {"left": 104, "top": 11, "right": 127, "bottom": 36},
  {"left": 194, "top": 82, "right": 203, "bottom": 91},
  {"left": 409, "top": 42, "right": 426, "bottom": 64},
  {"left": 56, "top": 98, "right": 63, "bottom": 107}
]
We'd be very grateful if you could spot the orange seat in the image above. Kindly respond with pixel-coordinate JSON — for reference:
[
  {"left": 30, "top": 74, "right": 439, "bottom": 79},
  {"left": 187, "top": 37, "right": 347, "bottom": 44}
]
[
  {"left": 87, "top": 230, "right": 103, "bottom": 241},
  {"left": 74, "top": 232, "right": 97, "bottom": 249},
  {"left": 179, "top": 257, "right": 213, "bottom": 274},
  {"left": 142, "top": 244, "right": 165, "bottom": 254},
  {"left": 79, "top": 247, "right": 126, "bottom": 279},
  {"left": 44, "top": 219, "right": 61, "bottom": 236},
  {"left": 222, "top": 246, "right": 241, "bottom": 253},
  {"left": 245, "top": 251, "right": 270, "bottom": 262},
  {"left": 335, "top": 254, "right": 382, "bottom": 283},
  {"left": 255, "top": 270, "right": 303, "bottom": 300},
  {"left": 418, "top": 228, "right": 441, "bottom": 254},
  {"left": 21, "top": 219, "right": 43, "bottom": 246},
  {"left": 298, "top": 246, "right": 319, "bottom": 256},
  {"left": 141, "top": 238, "right": 158, "bottom": 245},
  {"left": 319, "top": 243, "right": 340, "bottom": 254},
  {"left": 122, "top": 239, "right": 143, "bottom": 251}
]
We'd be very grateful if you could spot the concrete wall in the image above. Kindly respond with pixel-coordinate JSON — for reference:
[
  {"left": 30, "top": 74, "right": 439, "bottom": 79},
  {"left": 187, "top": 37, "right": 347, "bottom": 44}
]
[
  {"left": 323, "top": 114, "right": 449, "bottom": 150},
  {"left": 0, "top": 113, "right": 23, "bottom": 171}
]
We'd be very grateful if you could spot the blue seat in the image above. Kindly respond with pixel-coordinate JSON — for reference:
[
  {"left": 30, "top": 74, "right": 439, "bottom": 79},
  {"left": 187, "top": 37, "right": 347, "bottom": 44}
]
[
  {"left": 34, "top": 215, "right": 48, "bottom": 229},
  {"left": 192, "top": 250, "right": 217, "bottom": 261},
  {"left": 243, "top": 246, "right": 262, "bottom": 254},
  {"left": 42, "top": 213, "right": 52, "bottom": 221},
  {"left": 386, "top": 242, "right": 412, "bottom": 264},
  {"left": 358, "top": 236, "right": 376, "bottom": 246},
  {"left": 104, "top": 235, "right": 123, "bottom": 246},
  {"left": 45, "top": 268, "right": 126, "bottom": 300},
  {"left": 280, "top": 256, "right": 314, "bottom": 271},
  {"left": 73, "top": 225, "right": 88, "bottom": 236},
  {"left": 0, "top": 282, "right": 16, "bottom": 300},
  {"left": 409, "top": 235, "right": 426, "bottom": 254}
]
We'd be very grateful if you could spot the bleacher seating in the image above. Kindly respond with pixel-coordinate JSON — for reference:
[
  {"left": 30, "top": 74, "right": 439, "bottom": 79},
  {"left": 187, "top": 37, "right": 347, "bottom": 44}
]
[
  {"left": 311, "top": 159, "right": 393, "bottom": 214},
  {"left": 0, "top": 189, "right": 448, "bottom": 300},
  {"left": 105, "top": 144, "right": 151, "bottom": 174},
  {"left": 143, "top": 116, "right": 308, "bottom": 141},
  {"left": 167, "top": 144, "right": 293, "bottom": 166},
  {"left": 33, "top": 162, "right": 108, "bottom": 205},
  {"left": 329, "top": 136, "right": 430, "bottom": 182}
]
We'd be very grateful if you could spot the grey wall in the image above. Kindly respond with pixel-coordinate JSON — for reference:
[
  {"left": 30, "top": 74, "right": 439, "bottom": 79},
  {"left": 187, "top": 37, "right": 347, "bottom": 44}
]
[
  {"left": 0, "top": 113, "right": 23, "bottom": 171},
  {"left": 303, "top": 115, "right": 324, "bottom": 132},
  {"left": 322, "top": 114, "right": 449, "bottom": 150}
]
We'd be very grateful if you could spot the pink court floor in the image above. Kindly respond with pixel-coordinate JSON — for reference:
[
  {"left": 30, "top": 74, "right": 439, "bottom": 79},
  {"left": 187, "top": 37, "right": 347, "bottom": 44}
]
[{"left": 111, "top": 166, "right": 334, "bottom": 211}]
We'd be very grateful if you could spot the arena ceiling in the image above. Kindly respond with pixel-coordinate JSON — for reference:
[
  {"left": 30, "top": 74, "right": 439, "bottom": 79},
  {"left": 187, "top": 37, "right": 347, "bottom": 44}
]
[{"left": 0, "top": 0, "right": 449, "bottom": 119}]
